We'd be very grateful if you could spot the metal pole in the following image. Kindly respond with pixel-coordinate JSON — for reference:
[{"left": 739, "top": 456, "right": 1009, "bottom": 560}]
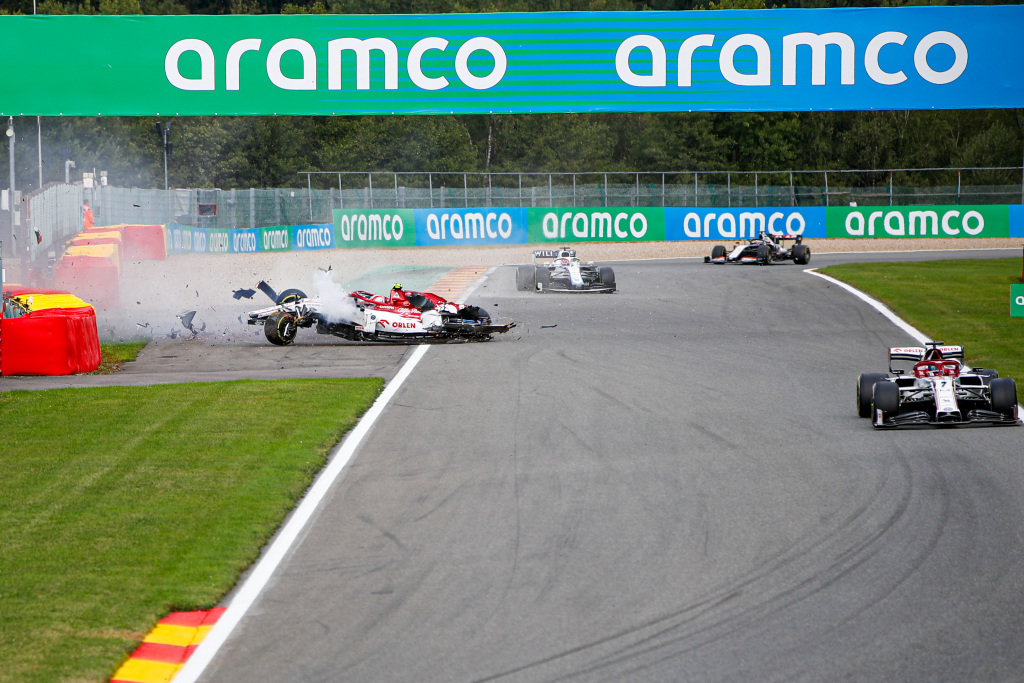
[
  {"left": 603, "top": 173, "right": 608, "bottom": 207},
  {"left": 824, "top": 171, "right": 829, "bottom": 207},
  {"left": 754, "top": 172, "right": 758, "bottom": 208},
  {"left": 518, "top": 173, "right": 522, "bottom": 208},
  {"left": 429, "top": 173, "right": 433, "bottom": 209},
  {"left": 889, "top": 171, "right": 893, "bottom": 206},
  {"left": 727, "top": 172, "right": 731, "bottom": 208},
  {"left": 463, "top": 173, "right": 468, "bottom": 208},
  {"left": 162, "top": 126, "right": 168, "bottom": 191},
  {"left": 694, "top": 172, "right": 698, "bottom": 207},
  {"left": 338, "top": 173, "right": 343, "bottom": 210},
  {"left": 7, "top": 118, "right": 15, "bottom": 264},
  {"left": 958, "top": 169, "right": 962, "bottom": 205},
  {"left": 662, "top": 173, "right": 665, "bottom": 207},
  {"left": 307, "top": 173, "right": 313, "bottom": 222},
  {"left": 368, "top": 173, "right": 373, "bottom": 209},
  {"left": 790, "top": 171, "right": 794, "bottom": 206},
  {"left": 573, "top": 174, "right": 577, "bottom": 207},
  {"left": 37, "top": 118, "right": 42, "bottom": 190}
]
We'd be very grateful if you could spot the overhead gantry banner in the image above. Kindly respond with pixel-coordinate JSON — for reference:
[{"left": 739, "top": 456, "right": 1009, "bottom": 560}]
[{"left": 1, "top": 6, "right": 1021, "bottom": 116}]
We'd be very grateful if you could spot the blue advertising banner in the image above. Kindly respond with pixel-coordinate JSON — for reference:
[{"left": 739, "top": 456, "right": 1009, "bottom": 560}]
[
  {"left": 1010, "top": 205, "right": 1024, "bottom": 238},
  {"left": 666, "top": 207, "right": 825, "bottom": 241},
  {"left": 291, "top": 223, "right": 335, "bottom": 250},
  {"left": 0, "top": 6, "right": 1021, "bottom": 115},
  {"left": 414, "top": 208, "right": 527, "bottom": 246},
  {"left": 231, "top": 228, "right": 260, "bottom": 254}
]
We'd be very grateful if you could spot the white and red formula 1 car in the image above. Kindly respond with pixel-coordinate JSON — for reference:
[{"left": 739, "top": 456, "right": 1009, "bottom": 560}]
[
  {"left": 857, "top": 342, "right": 1020, "bottom": 428},
  {"left": 246, "top": 281, "right": 513, "bottom": 345},
  {"left": 704, "top": 232, "right": 810, "bottom": 265}
]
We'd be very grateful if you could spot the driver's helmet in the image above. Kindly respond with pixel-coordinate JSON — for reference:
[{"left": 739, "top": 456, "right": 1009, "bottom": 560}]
[{"left": 390, "top": 283, "right": 408, "bottom": 301}]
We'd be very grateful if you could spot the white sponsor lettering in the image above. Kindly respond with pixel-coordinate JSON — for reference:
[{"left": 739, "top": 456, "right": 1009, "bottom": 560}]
[
  {"left": 542, "top": 211, "right": 646, "bottom": 240},
  {"left": 169, "top": 37, "right": 507, "bottom": 92},
  {"left": 426, "top": 211, "right": 514, "bottom": 241},
  {"left": 296, "top": 226, "right": 333, "bottom": 248},
  {"left": 233, "top": 231, "right": 258, "bottom": 252},
  {"left": 339, "top": 213, "right": 404, "bottom": 242},
  {"left": 678, "top": 210, "right": 807, "bottom": 239},
  {"left": 209, "top": 231, "right": 230, "bottom": 253},
  {"left": 262, "top": 228, "right": 289, "bottom": 250},
  {"left": 844, "top": 209, "right": 986, "bottom": 237},
  {"left": 1016, "top": 295, "right": 1024, "bottom": 306},
  {"left": 193, "top": 230, "right": 207, "bottom": 252},
  {"left": 616, "top": 30, "right": 968, "bottom": 88}
]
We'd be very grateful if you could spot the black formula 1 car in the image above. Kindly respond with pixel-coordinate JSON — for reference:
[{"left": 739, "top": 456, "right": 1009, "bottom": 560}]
[
  {"left": 245, "top": 281, "right": 513, "bottom": 345},
  {"left": 857, "top": 342, "right": 1020, "bottom": 428},
  {"left": 515, "top": 247, "right": 615, "bottom": 293},
  {"left": 704, "top": 233, "right": 810, "bottom": 265}
]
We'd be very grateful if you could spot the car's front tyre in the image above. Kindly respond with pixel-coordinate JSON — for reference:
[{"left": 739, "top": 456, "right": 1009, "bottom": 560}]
[
  {"left": 265, "top": 311, "right": 298, "bottom": 345},
  {"left": 858, "top": 373, "right": 888, "bottom": 418}
]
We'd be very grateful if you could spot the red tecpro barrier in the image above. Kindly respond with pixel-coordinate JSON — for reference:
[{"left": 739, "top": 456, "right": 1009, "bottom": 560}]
[
  {"left": 0, "top": 288, "right": 100, "bottom": 376},
  {"left": 69, "top": 235, "right": 122, "bottom": 248},
  {"left": 122, "top": 224, "right": 167, "bottom": 261},
  {"left": 53, "top": 256, "right": 120, "bottom": 309}
]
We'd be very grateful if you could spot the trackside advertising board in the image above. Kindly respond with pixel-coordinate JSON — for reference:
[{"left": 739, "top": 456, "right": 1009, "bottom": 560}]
[
  {"left": 527, "top": 208, "right": 665, "bottom": 244},
  {"left": 825, "top": 206, "right": 1009, "bottom": 239},
  {"left": 166, "top": 204, "right": 1024, "bottom": 254},
  {"left": 2, "top": 6, "right": 1023, "bottom": 116},
  {"left": 666, "top": 207, "right": 825, "bottom": 240}
]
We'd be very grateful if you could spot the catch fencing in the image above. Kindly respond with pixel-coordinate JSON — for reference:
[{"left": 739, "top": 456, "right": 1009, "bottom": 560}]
[{"left": 23, "top": 166, "right": 1024, "bottom": 259}]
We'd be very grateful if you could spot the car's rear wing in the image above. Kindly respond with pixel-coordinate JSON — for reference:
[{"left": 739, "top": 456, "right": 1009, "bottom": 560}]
[
  {"left": 889, "top": 345, "right": 964, "bottom": 372},
  {"left": 532, "top": 247, "right": 576, "bottom": 264}
]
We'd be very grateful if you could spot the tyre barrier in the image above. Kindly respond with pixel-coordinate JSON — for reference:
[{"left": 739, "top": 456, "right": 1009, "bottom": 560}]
[{"left": 0, "top": 287, "right": 100, "bottom": 376}]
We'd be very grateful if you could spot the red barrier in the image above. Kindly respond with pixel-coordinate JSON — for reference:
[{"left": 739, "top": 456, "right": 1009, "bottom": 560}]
[
  {"left": 1, "top": 288, "right": 100, "bottom": 376},
  {"left": 54, "top": 256, "right": 120, "bottom": 309},
  {"left": 69, "top": 235, "right": 122, "bottom": 248},
  {"left": 122, "top": 224, "right": 167, "bottom": 261}
]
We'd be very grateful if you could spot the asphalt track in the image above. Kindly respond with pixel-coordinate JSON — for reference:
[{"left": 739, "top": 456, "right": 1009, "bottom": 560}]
[{"left": 166, "top": 248, "right": 1024, "bottom": 683}]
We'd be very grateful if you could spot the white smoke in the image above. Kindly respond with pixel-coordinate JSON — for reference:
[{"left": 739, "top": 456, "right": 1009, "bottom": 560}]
[{"left": 312, "top": 270, "right": 361, "bottom": 324}]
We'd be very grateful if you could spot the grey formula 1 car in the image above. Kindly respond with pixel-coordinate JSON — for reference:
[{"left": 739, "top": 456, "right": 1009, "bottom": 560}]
[
  {"left": 515, "top": 247, "right": 616, "bottom": 293},
  {"left": 857, "top": 342, "right": 1019, "bottom": 428},
  {"left": 705, "top": 233, "right": 810, "bottom": 265}
]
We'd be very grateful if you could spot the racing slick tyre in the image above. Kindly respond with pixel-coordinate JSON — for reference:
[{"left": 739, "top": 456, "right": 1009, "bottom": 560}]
[
  {"left": 990, "top": 378, "right": 1018, "bottom": 417},
  {"left": 872, "top": 381, "right": 900, "bottom": 419},
  {"left": 536, "top": 266, "right": 551, "bottom": 290},
  {"left": 792, "top": 243, "right": 811, "bottom": 265},
  {"left": 516, "top": 265, "right": 536, "bottom": 292},
  {"left": 711, "top": 245, "right": 726, "bottom": 260},
  {"left": 756, "top": 244, "right": 771, "bottom": 265},
  {"left": 265, "top": 311, "right": 298, "bottom": 345},
  {"left": 598, "top": 266, "right": 616, "bottom": 290},
  {"left": 858, "top": 373, "right": 888, "bottom": 418},
  {"left": 275, "top": 288, "right": 307, "bottom": 305}
]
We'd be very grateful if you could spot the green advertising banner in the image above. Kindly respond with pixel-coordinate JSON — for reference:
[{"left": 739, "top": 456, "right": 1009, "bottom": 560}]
[
  {"left": 527, "top": 207, "right": 665, "bottom": 244},
  {"left": 259, "top": 225, "right": 291, "bottom": 251},
  {"left": 207, "top": 228, "right": 231, "bottom": 253},
  {"left": 826, "top": 206, "right": 1010, "bottom": 239},
  {"left": 4, "top": 8, "right": 1024, "bottom": 116},
  {"left": 1012, "top": 284, "right": 1024, "bottom": 318},
  {"left": 334, "top": 209, "right": 416, "bottom": 248}
]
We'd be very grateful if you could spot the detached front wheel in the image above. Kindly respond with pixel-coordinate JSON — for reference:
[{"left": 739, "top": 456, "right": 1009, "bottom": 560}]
[{"left": 265, "top": 311, "right": 298, "bottom": 345}]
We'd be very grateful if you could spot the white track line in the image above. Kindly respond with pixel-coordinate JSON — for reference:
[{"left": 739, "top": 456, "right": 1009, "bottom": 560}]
[
  {"left": 176, "top": 269, "right": 494, "bottom": 683},
  {"left": 806, "top": 268, "right": 1024, "bottom": 414}
]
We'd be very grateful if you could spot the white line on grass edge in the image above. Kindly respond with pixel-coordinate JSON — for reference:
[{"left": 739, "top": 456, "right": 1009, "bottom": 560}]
[
  {"left": 806, "top": 267, "right": 1024, "bottom": 414},
  {"left": 175, "top": 269, "right": 493, "bottom": 683}
]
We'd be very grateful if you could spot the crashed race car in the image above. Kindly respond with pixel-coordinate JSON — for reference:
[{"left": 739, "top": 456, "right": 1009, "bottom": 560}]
[
  {"left": 516, "top": 247, "right": 615, "bottom": 293},
  {"left": 704, "top": 233, "right": 810, "bottom": 266},
  {"left": 246, "top": 281, "right": 513, "bottom": 345},
  {"left": 857, "top": 342, "right": 1020, "bottom": 428}
]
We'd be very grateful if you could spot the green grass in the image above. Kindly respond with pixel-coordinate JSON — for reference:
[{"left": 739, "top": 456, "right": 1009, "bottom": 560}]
[
  {"left": 820, "top": 258, "right": 1024, "bottom": 381},
  {"left": 0, "top": 378, "right": 382, "bottom": 683},
  {"left": 94, "top": 339, "right": 149, "bottom": 374}
]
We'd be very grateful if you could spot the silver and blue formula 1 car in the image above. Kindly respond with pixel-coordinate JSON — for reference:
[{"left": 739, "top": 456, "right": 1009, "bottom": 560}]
[
  {"left": 516, "top": 248, "right": 616, "bottom": 293},
  {"left": 857, "top": 342, "right": 1019, "bottom": 428}
]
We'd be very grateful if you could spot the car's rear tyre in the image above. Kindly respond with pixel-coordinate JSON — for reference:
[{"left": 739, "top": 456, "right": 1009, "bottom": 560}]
[
  {"left": 991, "top": 378, "right": 1018, "bottom": 417},
  {"left": 275, "top": 288, "right": 307, "bottom": 305},
  {"left": 536, "top": 266, "right": 551, "bottom": 289},
  {"left": 858, "top": 372, "right": 888, "bottom": 418},
  {"left": 872, "top": 381, "right": 900, "bottom": 418},
  {"left": 792, "top": 244, "right": 811, "bottom": 265},
  {"left": 516, "top": 265, "right": 536, "bottom": 291},
  {"left": 598, "top": 266, "right": 616, "bottom": 290},
  {"left": 711, "top": 245, "right": 726, "bottom": 260},
  {"left": 265, "top": 311, "right": 298, "bottom": 345},
  {"left": 756, "top": 244, "right": 771, "bottom": 265}
]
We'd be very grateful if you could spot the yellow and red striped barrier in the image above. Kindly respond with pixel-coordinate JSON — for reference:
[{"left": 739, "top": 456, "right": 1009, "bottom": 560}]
[{"left": 111, "top": 608, "right": 225, "bottom": 683}]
